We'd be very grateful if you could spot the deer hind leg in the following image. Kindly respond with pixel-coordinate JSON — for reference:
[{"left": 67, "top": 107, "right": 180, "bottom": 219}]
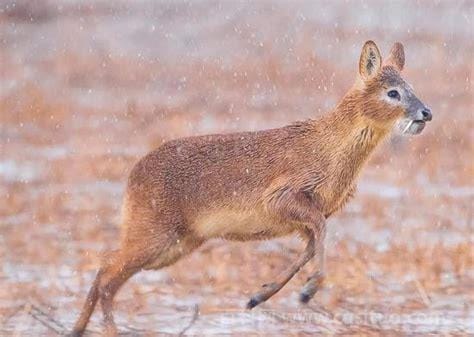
[
  {"left": 70, "top": 269, "right": 102, "bottom": 337},
  {"left": 97, "top": 231, "right": 203, "bottom": 337},
  {"left": 247, "top": 189, "right": 326, "bottom": 309},
  {"left": 142, "top": 234, "right": 204, "bottom": 271},
  {"left": 98, "top": 250, "right": 151, "bottom": 337},
  {"left": 71, "top": 224, "right": 195, "bottom": 336},
  {"left": 70, "top": 249, "right": 147, "bottom": 337}
]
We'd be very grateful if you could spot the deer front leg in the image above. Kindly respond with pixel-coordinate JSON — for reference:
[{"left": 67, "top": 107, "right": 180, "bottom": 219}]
[
  {"left": 247, "top": 189, "right": 325, "bottom": 309},
  {"left": 299, "top": 223, "right": 326, "bottom": 303}
]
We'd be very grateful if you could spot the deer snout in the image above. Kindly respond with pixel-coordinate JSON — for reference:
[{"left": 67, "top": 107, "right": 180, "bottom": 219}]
[{"left": 420, "top": 107, "right": 432, "bottom": 121}]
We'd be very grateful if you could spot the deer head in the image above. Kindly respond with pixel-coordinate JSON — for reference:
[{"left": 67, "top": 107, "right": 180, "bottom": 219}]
[{"left": 356, "top": 41, "right": 432, "bottom": 135}]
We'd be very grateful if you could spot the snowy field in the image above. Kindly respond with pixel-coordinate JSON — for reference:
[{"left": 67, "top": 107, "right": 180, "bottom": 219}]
[{"left": 0, "top": 0, "right": 473, "bottom": 335}]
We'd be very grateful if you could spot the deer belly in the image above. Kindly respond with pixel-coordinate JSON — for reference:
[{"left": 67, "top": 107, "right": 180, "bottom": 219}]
[{"left": 194, "top": 208, "right": 294, "bottom": 240}]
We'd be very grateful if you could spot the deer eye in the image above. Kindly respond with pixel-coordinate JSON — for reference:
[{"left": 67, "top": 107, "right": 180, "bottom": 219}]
[{"left": 387, "top": 89, "right": 400, "bottom": 100}]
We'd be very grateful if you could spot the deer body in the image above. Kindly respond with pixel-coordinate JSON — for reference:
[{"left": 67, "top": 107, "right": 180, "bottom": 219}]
[
  {"left": 71, "top": 41, "right": 432, "bottom": 337},
  {"left": 123, "top": 101, "right": 377, "bottom": 246}
]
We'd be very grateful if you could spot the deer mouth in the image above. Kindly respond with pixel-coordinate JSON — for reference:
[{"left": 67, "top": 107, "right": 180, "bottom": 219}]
[{"left": 399, "top": 119, "right": 426, "bottom": 135}]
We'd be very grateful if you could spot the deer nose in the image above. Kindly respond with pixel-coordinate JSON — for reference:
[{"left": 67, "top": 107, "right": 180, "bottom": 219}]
[{"left": 421, "top": 108, "right": 432, "bottom": 121}]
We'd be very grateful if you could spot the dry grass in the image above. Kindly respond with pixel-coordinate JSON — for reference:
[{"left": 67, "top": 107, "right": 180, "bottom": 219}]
[{"left": 0, "top": 0, "right": 472, "bottom": 335}]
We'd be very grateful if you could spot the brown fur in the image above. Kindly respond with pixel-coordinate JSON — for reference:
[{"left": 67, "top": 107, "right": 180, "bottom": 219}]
[{"left": 70, "top": 41, "right": 426, "bottom": 336}]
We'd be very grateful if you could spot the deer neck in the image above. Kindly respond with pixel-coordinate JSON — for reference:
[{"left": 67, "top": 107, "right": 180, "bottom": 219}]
[{"left": 316, "top": 93, "right": 391, "bottom": 187}]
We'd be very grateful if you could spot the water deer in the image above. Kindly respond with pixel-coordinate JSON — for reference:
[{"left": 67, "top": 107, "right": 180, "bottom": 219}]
[{"left": 71, "top": 41, "right": 432, "bottom": 336}]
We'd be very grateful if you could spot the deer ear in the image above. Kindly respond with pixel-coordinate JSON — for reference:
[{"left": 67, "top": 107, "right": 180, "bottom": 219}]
[
  {"left": 386, "top": 42, "right": 405, "bottom": 71},
  {"left": 359, "top": 40, "right": 382, "bottom": 80}
]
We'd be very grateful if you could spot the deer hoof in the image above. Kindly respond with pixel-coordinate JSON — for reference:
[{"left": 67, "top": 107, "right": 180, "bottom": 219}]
[
  {"left": 247, "top": 282, "right": 280, "bottom": 309},
  {"left": 246, "top": 297, "right": 261, "bottom": 309},
  {"left": 299, "top": 272, "right": 324, "bottom": 304},
  {"left": 299, "top": 291, "right": 312, "bottom": 303}
]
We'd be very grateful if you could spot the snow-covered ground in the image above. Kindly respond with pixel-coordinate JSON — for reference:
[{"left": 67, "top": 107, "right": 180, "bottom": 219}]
[{"left": 0, "top": 1, "right": 472, "bottom": 335}]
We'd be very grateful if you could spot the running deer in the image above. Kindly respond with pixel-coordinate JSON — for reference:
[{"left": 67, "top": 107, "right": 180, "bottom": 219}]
[{"left": 71, "top": 41, "right": 432, "bottom": 336}]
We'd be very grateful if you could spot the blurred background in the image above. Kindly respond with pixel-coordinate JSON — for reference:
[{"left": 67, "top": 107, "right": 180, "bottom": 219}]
[{"left": 0, "top": 0, "right": 472, "bottom": 335}]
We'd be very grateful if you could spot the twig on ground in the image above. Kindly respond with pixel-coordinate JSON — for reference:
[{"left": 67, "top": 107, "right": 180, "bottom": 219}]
[
  {"left": 27, "top": 303, "right": 66, "bottom": 335},
  {"left": 260, "top": 309, "right": 288, "bottom": 323},
  {"left": 414, "top": 279, "right": 431, "bottom": 307},
  {"left": 2, "top": 304, "right": 25, "bottom": 325},
  {"left": 177, "top": 304, "right": 199, "bottom": 337},
  {"left": 307, "top": 304, "right": 335, "bottom": 319}
]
